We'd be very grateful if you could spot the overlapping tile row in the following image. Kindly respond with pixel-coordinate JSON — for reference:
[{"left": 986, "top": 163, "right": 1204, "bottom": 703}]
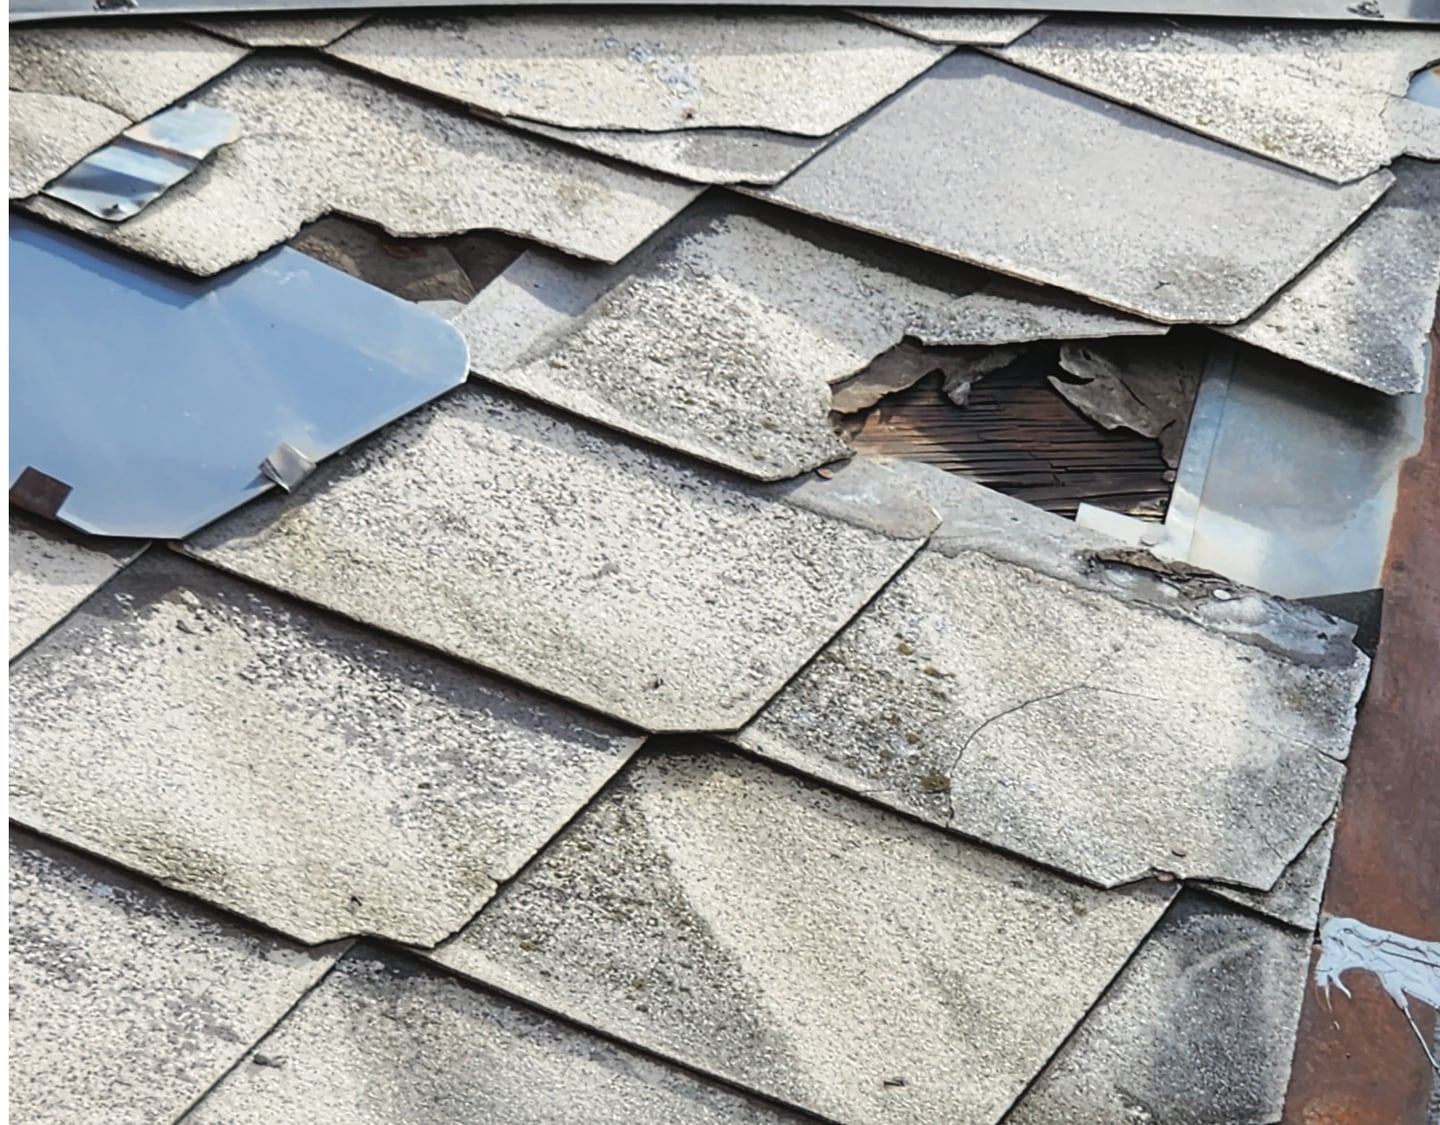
[{"left": 457, "top": 196, "right": 1164, "bottom": 480}]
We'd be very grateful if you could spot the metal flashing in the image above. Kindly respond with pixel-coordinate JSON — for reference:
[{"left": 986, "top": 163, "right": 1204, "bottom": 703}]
[{"left": 8, "top": 216, "right": 469, "bottom": 539}]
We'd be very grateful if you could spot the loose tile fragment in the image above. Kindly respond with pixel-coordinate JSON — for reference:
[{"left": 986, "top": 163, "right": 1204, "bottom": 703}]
[
  {"left": 850, "top": 10, "right": 1046, "bottom": 45},
  {"left": 8, "top": 91, "right": 128, "bottom": 199},
  {"left": 831, "top": 341, "right": 1024, "bottom": 413},
  {"left": 8, "top": 551, "right": 645, "bottom": 946},
  {"left": 182, "top": 384, "right": 934, "bottom": 731},
  {"left": 505, "top": 118, "right": 832, "bottom": 186},
  {"left": 757, "top": 52, "right": 1393, "bottom": 324},
  {"left": 328, "top": 13, "right": 948, "bottom": 136},
  {"left": 44, "top": 102, "right": 240, "bottom": 221},
  {"left": 188, "top": 14, "right": 368, "bottom": 47},
  {"left": 8, "top": 514, "right": 144, "bottom": 658},
  {"left": 27, "top": 57, "right": 701, "bottom": 275},
  {"left": 1007, "top": 893, "right": 1311, "bottom": 1125},
  {"left": 10, "top": 216, "right": 469, "bottom": 539},
  {"left": 1199, "top": 817, "right": 1337, "bottom": 930},
  {"left": 1221, "top": 158, "right": 1440, "bottom": 395},
  {"left": 437, "top": 750, "right": 1174, "bottom": 1125},
  {"left": 1050, "top": 337, "right": 1201, "bottom": 466},
  {"left": 997, "top": 19, "right": 1440, "bottom": 183},
  {"left": 8, "top": 829, "right": 344, "bottom": 1125},
  {"left": 737, "top": 464, "right": 1365, "bottom": 891},
  {"left": 9, "top": 25, "right": 248, "bottom": 121},
  {"left": 185, "top": 948, "right": 813, "bottom": 1124},
  {"left": 290, "top": 216, "right": 477, "bottom": 304},
  {"left": 457, "top": 199, "right": 1165, "bottom": 480}
]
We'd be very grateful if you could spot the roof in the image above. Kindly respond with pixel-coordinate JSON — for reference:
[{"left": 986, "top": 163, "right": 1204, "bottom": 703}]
[{"left": 7, "top": 8, "right": 1440, "bottom": 1124}]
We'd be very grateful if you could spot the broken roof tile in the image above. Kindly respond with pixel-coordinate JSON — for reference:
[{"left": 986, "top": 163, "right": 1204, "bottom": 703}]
[
  {"left": 436, "top": 749, "right": 1175, "bottom": 1125},
  {"left": 756, "top": 52, "right": 1393, "bottom": 325},
  {"left": 187, "top": 14, "right": 369, "bottom": 47},
  {"left": 186, "top": 947, "right": 814, "bottom": 1124},
  {"left": 501, "top": 119, "right": 832, "bottom": 186},
  {"left": 1007, "top": 893, "right": 1311, "bottom": 1125},
  {"left": 8, "top": 829, "right": 344, "bottom": 1125},
  {"left": 9, "top": 216, "right": 469, "bottom": 539},
  {"left": 457, "top": 198, "right": 1165, "bottom": 481},
  {"left": 997, "top": 19, "right": 1440, "bottom": 183},
  {"left": 1198, "top": 816, "right": 1338, "bottom": 930},
  {"left": 27, "top": 57, "right": 702, "bottom": 275},
  {"left": 1220, "top": 158, "right": 1440, "bottom": 396},
  {"left": 289, "top": 215, "right": 478, "bottom": 305},
  {"left": 849, "top": 10, "right": 1046, "bottom": 45},
  {"left": 8, "top": 514, "right": 145, "bottom": 659},
  {"left": 8, "top": 24, "right": 247, "bottom": 122},
  {"left": 8, "top": 90, "right": 128, "bottom": 199},
  {"left": 326, "top": 12, "right": 948, "bottom": 137},
  {"left": 180, "top": 385, "right": 935, "bottom": 732},
  {"left": 8, "top": 551, "right": 644, "bottom": 947},
  {"left": 736, "top": 465, "right": 1365, "bottom": 891}
]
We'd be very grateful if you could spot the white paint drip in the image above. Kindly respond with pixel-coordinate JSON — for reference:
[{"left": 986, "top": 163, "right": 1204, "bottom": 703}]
[{"left": 1315, "top": 915, "right": 1440, "bottom": 1072}]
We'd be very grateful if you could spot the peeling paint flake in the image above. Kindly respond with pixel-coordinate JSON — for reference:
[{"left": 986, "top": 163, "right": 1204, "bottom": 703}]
[{"left": 1317, "top": 916, "right": 1440, "bottom": 1068}]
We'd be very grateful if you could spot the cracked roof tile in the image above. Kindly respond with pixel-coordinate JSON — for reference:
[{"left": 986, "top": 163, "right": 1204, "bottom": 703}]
[
  {"left": 1006, "top": 893, "right": 1311, "bottom": 1125},
  {"left": 736, "top": 466, "right": 1365, "bottom": 891},
  {"left": 326, "top": 12, "right": 948, "bottom": 136},
  {"left": 1197, "top": 816, "right": 1338, "bottom": 930},
  {"left": 8, "top": 90, "right": 129, "bottom": 199},
  {"left": 8, "top": 24, "right": 247, "bottom": 121},
  {"left": 996, "top": 18, "right": 1440, "bottom": 183},
  {"left": 1220, "top": 158, "right": 1440, "bottom": 395},
  {"left": 179, "top": 385, "right": 935, "bottom": 731},
  {"left": 8, "top": 551, "right": 645, "bottom": 946},
  {"left": 8, "top": 513, "right": 144, "bottom": 659},
  {"left": 186, "top": 947, "right": 816, "bottom": 1124},
  {"left": 436, "top": 749, "right": 1175, "bottom": 1125},
  {"left": 756, "top": 52, "right": 1393, "bottom": 325},
  {"left": 8, "top": 828, "right": 345, "bottom": 1125},
  {"left": 457, "top": 197, "right": 1164, "bottom": 481},
  {"left": 26, "top": 56, "right": 703, "bottom": 275}
]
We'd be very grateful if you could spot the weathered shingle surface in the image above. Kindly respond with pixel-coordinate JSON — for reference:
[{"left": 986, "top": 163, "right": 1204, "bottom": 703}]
[{"left": 9, "top": 6, "right": 1428, "bottom": 1123}]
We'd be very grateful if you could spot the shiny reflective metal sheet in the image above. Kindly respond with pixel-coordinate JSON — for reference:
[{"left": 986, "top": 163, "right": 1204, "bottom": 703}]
[{"left": 9, "top": 216, "right": 469, "bottom": 539}]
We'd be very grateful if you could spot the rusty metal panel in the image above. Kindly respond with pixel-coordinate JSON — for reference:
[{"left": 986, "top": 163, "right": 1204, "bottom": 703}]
[{"left": 1283, "top": 308, "right": 1440, "bottom": 1125}]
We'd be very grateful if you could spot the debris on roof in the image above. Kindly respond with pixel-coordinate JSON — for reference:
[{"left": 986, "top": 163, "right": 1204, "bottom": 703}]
[
  {"left": 9, "top": 216, "right": 468, "bottom": 537},
  {"left": 26, "top": 57, "right": 703, "bottom": 274},
  {"left": 996, "top": 18, "right": 1440, "bottom": 182},
  {"left": 8, "top": 90, "right": 128, "bottom": 198},
  {"left": 8, "top": 829, "right": 346, "bottom": 1125},
  {"left": 43, "top": 101, "right": 239, "bottom": 220},
  {"left": 757, "top": 52, "right": 1394, "bottom": 323},
  {"left": 435, "top": 749, "right": 1176, "bottom": 1125}
]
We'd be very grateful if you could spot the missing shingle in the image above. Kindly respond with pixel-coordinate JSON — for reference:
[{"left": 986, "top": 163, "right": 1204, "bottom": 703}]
[{"left": 834, "top": 344, "right": 1176, "bottom": 521}]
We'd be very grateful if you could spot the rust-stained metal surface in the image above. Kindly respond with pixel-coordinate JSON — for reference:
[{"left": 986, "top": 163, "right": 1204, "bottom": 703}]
[
  {"left": 1283, "top": 309, "right": 1440, "bottom": 1125},
  {"left": 837, "top": 352, "right": 1173, "bottom": 520}
]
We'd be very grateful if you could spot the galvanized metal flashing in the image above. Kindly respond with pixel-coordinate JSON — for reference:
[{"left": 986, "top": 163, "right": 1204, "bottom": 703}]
[{"left": 8, "top": 216, "right": 469, "bottom": 538}]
